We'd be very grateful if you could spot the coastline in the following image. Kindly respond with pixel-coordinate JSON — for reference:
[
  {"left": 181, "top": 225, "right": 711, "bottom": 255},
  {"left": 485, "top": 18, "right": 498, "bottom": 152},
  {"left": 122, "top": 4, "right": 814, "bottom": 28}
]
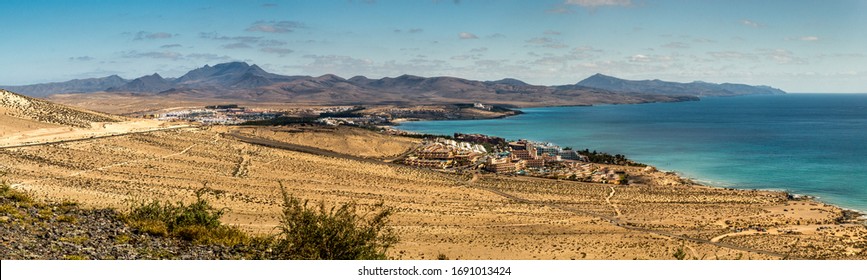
[{"left": 390, "top": 114, "right": 867, "bottom": 222}]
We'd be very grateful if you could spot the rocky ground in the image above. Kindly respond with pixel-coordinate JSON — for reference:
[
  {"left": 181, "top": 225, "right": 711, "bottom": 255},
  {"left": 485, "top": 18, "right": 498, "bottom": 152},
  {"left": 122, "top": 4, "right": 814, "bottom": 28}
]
[{"left": 0, "top": 186, "right": 254, "bottom": 260}]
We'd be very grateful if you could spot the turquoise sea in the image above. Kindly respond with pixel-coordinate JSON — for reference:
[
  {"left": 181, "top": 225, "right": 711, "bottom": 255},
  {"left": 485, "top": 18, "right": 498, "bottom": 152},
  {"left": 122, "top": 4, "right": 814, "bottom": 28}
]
[{"left": 399, "top": 94, "right": 867, "bottom": 212}]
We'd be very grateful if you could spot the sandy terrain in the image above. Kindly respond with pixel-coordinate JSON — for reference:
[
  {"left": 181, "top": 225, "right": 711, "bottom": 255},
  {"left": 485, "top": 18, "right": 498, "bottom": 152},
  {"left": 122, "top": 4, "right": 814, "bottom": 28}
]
[
  {"left": 2, "top": 89, "right": 193, "bottom": 148},
  {"left": 0, "top": 114, "right": 64, "bottom": 135},
  {"left": 1, "top": 126, "right": 864, "bottom": 259},
  {"left": 228, "top": 126, "right": 420, "bottom": 159},
  {"left": 0, "top": 119, "right": 192, "bottom": 148}
]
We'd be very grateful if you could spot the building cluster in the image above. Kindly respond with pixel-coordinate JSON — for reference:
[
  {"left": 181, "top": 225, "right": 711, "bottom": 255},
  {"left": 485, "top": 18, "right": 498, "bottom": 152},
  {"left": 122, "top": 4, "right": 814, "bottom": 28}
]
[
  {"left": 485, "top": 140, "right": 539, "bottom": 173},
  {"left": 484, "top": 140, "right": 589, "bottom": 174},
  {"left": 318, "top": 116, "right": 389, "bottom": 126},
  {"left": 473, "top": 102, "right": 493, "bottom": 110},
  {"left": 154, "top": 105, "right": 278, "bottom": 125},
  {"left": 403, "top": 138, "right": 487, "bottom": 169},
  {"left": 393, "top": 132, "right": 638, "bottom": 185}
]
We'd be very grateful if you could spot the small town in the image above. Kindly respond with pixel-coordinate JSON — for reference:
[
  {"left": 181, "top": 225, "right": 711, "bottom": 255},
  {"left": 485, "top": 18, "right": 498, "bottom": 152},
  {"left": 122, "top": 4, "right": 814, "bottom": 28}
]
[
  {"left": 400, "top": 133, "right": 638, "bottom": 185},
  {"left": 151, "top": 105, "right": 366, "bottom": 125}
]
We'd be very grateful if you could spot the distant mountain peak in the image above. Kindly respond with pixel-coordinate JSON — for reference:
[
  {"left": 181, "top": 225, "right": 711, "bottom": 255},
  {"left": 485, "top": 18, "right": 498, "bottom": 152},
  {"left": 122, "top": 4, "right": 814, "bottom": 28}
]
[
  {"left": 396, "top": 74, "right": 424, "bottom": 80},
  {"left": 486, "top": 78, "right": 529, "bottom": 86}
]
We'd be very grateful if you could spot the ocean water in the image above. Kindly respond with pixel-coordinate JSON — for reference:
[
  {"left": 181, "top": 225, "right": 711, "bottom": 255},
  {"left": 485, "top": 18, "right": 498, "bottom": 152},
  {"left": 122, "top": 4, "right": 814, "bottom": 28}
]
[{"left": 399, "top": 94, "right": 867, "bottom": 212}]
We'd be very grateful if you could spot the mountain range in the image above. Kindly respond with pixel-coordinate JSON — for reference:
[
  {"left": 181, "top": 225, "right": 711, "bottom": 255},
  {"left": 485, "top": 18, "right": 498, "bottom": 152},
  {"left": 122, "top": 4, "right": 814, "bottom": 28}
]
[
  {"left": 577, "top": 73, "right": 786, "bottom": 96},
  {"left": 1, "top": 62, "right": 784, "bottom": 106}
]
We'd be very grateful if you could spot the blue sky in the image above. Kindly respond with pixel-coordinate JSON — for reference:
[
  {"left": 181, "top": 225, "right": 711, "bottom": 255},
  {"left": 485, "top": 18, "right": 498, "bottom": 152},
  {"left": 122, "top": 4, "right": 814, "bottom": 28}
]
[{"left": 1, "top": 0, "right": 865, "bottom": 93}]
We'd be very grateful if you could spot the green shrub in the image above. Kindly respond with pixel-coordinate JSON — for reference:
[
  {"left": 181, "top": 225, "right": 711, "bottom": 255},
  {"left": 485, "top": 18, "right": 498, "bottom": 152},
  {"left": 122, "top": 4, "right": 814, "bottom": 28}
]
[
  {"left": 57, "top": 214, "right": 78, "bottom": 224},
  {"left": 129, "top": 219, "right": 168, "bottom": 236},
  {"left": 125, "top": 189, "right": 247, "bottom": 246},
  {"left": 267, "top": 185, "right": 398, "bottom": 260},
  {"left": 673, "top": 243, "right": 687, "bottom": 260},
  {"left": 0, "top": 183, "right": 32, "bottom": 204}
]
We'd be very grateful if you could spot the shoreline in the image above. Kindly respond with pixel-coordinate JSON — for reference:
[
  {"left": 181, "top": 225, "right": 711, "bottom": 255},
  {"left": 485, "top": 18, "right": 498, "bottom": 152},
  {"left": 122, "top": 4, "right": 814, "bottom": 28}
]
[
  {"left": 389, "top": 116, "right": 867, "bottom": 221},
  {"left": 659, "top": 167, "right": 866, "bottom": 220}
]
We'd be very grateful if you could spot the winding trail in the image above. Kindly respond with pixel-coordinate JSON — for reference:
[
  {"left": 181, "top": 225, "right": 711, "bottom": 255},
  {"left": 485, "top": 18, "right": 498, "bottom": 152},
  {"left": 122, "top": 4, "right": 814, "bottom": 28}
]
[
  {"left": 605, "top": 186, "right": 622, "bottom": 217},
  {"left": 711, "top": 230, "right": 759, "bottom": 243}
]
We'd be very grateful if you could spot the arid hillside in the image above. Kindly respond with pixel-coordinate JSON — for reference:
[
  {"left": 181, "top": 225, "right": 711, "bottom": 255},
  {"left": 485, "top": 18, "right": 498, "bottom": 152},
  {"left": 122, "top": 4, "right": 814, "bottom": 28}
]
[
  {"left": 2, "top": 125, "right": 864, "bottom": 260},
  {"left": 1, "top": 89, "right": 123, "bottom": 129}
]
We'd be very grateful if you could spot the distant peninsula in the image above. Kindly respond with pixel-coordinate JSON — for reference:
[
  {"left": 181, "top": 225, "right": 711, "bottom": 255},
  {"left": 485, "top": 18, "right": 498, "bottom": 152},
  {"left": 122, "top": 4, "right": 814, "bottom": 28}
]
[{"left": 577, "top": 73, "right": 786, "bottom": 97}]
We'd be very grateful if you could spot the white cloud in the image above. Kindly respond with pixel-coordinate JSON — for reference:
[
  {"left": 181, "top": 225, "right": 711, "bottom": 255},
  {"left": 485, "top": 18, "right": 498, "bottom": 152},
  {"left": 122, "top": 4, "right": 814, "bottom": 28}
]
[
  {"left": 564, "top": 0, "right": 632, "bottom": 7},
  {"left": 450, "top": 54, "right": 481, "bottom": 61},
  {"left": 246, "top": 21, "right": 304, "bottom": 33},
  {"left": 260, "top": 47, "right": 294, "bottom": 57},
  {"left": 708, "top": 51, "right": 756, "bottom": 60},
  {"left": 799, "top": 36, "right": 819, "bottom": 41},
  {"left": 134, "top": 31, "right": 174, "bottom": 40},
  {"left": 122, "top": 51, "right": 183, "bottom": 60},
  {"left": 526, "top": 37, "right": 554, "bottom": 44},
  {"left": 740, "top": 19, "right": 762, "bottom": 28},
  {"left": 199, "top": 32, "right": 263, "bottom": 43},
  {"left": 186, "top": 53, "right": 232, "bottom": 61},
  {"left": 629, "top": 54, "right": 650, "bottom": 62},
  {"left": 758, "top": 49, "right": 806, "bottom": 64},
  {"left": 68, "top": 56, "right": 95, "bottom": 62},
  {"left": 459, "top": 32, "right": 479, "bottom": 39},
  {"left": 544, "top": 30, "right": 562, "bottom": 35},
  {"left": 662, "top": 42, "right": 689, "bottom": 49},
  {"left": 526, "top": 37, "right": 568, "bottom": 49},
  {"left": 258, "top": 40, "right": 288, "bottom": 47},
  {"left": 222, "top": 43, "right": 252, "bottom": 49}
]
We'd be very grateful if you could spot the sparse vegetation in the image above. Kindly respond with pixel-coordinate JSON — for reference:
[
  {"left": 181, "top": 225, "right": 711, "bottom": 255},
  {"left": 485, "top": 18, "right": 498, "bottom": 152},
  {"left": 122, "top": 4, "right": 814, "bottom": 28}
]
[
  {"left": 63, "top": 255, "right": 88, "bottom": 260},
  {"left": 124, "top": 189, "right": 248, "bottom": 247},
  {"left": 672, "top": 244, "right": 687, "bottom": 260},
  {"left": 578, "top": 149, "right": 646, "bottom": 166},
  {"left": 266, "top": 184, "right": 399, "bottom": 260},
  {"left": 121, "top": 185, "right": 399, "bottom": 259},
  {"left": 57, "top": 215, "right": 78, "bottom": 223},
  {"left": 0, "top": 183, "right": 33, "bottom": 205}
]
